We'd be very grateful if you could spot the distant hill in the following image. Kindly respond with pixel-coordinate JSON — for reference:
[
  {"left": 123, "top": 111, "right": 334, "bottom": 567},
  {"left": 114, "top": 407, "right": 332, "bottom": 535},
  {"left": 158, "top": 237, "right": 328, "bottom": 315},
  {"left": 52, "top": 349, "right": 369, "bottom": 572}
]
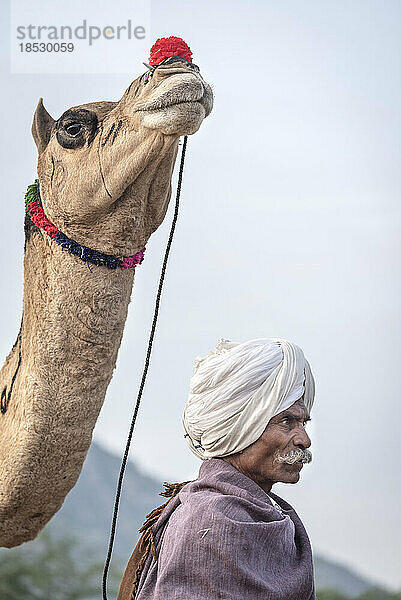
[
  {"left": 314, "top": 555, "right": 379, "bottom": 598},
  {"left": 2, "top": 442, "right": 385, "bottom": 598}
]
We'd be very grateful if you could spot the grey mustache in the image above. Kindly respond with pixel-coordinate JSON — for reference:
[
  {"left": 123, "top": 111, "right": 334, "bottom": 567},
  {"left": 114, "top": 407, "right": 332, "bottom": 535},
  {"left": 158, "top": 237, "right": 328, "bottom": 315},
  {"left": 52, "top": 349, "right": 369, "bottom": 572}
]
[{"left": 276, "top": 449, "right": 312, "bottom": 465}]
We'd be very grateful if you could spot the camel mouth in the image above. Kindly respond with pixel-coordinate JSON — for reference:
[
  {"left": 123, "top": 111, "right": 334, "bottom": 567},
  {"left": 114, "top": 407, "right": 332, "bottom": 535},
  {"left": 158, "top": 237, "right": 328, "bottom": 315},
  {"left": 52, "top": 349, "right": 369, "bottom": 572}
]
[
  {"left": 138, "top": 97, "right": 206, "bottom": 112},
  {"left": 135, "top": 73, "right": 212, "bottom": 115}
]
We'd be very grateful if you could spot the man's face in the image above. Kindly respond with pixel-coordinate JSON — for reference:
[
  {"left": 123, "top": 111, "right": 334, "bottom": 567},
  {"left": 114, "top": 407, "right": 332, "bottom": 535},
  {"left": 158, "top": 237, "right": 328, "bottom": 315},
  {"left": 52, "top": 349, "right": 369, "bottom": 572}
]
[{"left": 225, "top": 399, "right": 312, "bottom": 492}]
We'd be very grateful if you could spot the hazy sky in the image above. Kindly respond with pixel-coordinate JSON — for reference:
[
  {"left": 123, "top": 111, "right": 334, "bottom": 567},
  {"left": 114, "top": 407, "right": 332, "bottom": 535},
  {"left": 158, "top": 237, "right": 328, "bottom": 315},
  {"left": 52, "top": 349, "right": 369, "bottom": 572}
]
[{"left": 0, "top": 0, "right": 400, "bottom": 590}]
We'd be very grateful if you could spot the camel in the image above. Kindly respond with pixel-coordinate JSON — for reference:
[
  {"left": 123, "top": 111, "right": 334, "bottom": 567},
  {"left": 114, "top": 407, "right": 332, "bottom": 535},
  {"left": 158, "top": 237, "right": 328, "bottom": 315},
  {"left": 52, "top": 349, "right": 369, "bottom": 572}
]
[{"left": 0, "top": 43, "right": 213, "bottom": 548}]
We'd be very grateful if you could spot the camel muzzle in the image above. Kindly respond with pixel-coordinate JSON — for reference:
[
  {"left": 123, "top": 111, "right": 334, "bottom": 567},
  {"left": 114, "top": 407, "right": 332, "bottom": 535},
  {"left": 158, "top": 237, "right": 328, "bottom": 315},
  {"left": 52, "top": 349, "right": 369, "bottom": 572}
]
[{"left": 136, "top": 74, "right": 207, "bottom": 112}]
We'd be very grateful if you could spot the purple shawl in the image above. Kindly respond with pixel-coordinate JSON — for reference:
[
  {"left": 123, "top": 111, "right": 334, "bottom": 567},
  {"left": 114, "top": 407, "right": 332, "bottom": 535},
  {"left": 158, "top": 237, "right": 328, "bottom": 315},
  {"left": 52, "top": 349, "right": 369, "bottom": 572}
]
[{"left": 136, "top": 458, "right": 316, "bottom": 600}]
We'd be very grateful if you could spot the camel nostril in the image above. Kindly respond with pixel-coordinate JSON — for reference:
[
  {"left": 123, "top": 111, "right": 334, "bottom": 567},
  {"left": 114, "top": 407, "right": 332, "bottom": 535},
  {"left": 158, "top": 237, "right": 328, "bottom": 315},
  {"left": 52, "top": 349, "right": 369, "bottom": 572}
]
[{"left": 161, "top": 56, "right": 190, "bottom": 66}]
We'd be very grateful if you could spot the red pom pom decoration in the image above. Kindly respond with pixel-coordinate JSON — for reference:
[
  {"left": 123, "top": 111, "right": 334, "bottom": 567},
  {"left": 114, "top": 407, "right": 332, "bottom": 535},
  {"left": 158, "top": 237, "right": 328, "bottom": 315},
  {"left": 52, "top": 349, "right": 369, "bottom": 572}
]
[{"left": 149, "top": 36, "right": 192, "bottom": 66}]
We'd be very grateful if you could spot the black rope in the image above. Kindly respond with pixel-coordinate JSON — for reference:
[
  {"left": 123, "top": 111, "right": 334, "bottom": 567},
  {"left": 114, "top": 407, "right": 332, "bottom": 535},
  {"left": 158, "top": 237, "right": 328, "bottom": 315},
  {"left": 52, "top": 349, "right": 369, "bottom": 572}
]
[{"left": 102, "top": 135, "right": 188, "bottom": 600}]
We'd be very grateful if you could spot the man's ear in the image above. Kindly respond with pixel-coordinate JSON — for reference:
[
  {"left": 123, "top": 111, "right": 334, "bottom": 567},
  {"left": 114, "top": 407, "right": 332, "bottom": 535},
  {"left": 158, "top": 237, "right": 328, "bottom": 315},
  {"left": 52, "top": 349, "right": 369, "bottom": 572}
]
[{"left": 32, "top": 98, "right": 55, "bottom": 153}]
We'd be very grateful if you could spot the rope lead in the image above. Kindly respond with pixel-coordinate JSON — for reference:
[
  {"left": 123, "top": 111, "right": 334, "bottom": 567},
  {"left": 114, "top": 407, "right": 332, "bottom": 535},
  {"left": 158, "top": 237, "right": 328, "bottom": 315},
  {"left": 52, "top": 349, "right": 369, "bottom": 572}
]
[{"left": 102, "top": 135, "right": 188, "bottom": 600}]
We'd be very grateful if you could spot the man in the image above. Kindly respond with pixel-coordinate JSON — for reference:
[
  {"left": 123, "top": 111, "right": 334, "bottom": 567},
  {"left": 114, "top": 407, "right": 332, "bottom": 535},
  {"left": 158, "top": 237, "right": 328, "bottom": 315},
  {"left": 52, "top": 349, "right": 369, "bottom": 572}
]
[{"left": 118, "top": 338, "right": 316, "bottom": 600}]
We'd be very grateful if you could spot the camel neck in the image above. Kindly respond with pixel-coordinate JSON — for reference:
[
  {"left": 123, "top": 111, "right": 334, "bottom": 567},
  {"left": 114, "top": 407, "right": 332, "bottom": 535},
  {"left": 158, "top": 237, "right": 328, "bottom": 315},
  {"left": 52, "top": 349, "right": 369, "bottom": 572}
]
[
  {"left": 25, "top": 180, "right": 146, "bottom": 271},
  {"left": 23, "top": 229, "right": 136, "bottom": 348}
]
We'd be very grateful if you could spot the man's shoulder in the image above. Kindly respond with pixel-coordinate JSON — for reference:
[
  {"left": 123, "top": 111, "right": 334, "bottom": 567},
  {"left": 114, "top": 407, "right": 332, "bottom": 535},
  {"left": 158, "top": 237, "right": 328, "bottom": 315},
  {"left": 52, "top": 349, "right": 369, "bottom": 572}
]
[
  {"left": 157, "top": 477, "right": 297, "bottom": 571},
  {"left": 160, "top": 486, "right": 257, "bottom": 556},
  {"left": 174, "top": 478, "right": 279, "bottom": 527}
]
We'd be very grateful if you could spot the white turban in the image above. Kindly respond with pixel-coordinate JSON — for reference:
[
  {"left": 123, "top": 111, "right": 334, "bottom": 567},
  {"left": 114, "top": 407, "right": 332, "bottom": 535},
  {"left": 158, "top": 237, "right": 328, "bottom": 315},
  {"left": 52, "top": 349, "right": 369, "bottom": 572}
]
[{"left": 183, "top": 338, "right": 315, "bottom": 460}]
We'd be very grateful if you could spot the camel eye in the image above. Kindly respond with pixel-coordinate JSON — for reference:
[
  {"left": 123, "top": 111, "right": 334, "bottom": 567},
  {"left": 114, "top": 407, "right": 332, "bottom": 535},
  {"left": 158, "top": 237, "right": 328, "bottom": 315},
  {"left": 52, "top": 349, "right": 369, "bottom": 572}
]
[
  {"left": 57, "top": 108, "right": 98, "bottom": 149},
  {"left": 65, "top": 123, "right": 82, "bottom": 136}
]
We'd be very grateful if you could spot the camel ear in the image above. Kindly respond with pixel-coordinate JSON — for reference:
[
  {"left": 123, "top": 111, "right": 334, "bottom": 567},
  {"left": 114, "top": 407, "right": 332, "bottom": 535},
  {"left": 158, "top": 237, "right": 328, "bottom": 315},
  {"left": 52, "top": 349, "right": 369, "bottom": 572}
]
[{"left": 32, "top": 98, "right": 55, "bottom": 153}]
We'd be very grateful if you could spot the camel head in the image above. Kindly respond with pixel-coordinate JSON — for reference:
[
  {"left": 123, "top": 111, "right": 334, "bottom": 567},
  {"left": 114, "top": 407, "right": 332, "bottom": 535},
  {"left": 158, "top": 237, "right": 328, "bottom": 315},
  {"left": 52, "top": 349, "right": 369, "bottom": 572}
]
[{"left": 31, "top": 39, "right": 213, "bottom": 256}]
